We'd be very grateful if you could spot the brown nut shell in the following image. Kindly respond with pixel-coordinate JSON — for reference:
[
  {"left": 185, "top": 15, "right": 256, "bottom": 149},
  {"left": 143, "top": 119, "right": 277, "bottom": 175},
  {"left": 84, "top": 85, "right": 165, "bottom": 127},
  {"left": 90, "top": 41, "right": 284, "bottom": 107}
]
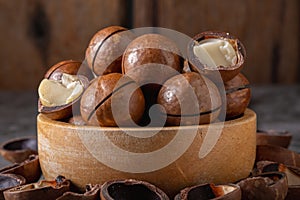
[
  {"left": 0, "top": 137, "right": 37, "bottom": 163},
  {"left": 86, "top": 26, "right": 134, "bottom": 76},
  {"left": 157, "top": 72, "right": 221, "bottom": 125},
  {"left": 174, "top": 183, "right": 241, "bottom": 200},
  {"left": 0, "top": 155, "right": 41, "bottom": 183},
  {"left": 38, "top": 74, "right": 89, "bottom": 120},
  {"left": 188, "top": 31, "right": 246, "bottom": 82},
  {"left": 122, "top": 33, "right": 182, "bottom": 92},
  {"left": 44, "top": 60, "right": 82, "bottom": 80},
  {"left": 3, "top": 175, "right": 70, "bottom": 200},
  {"left": 237, "top": 172, "right": 288, "bottom": 200},
  {"left": 80, "top": 73, "right": 145, "bottom": 127},
  {"left": 0, "top": 174, "right": 26, "bottom": 200},
  {"left": 256, "top": 129, "right": 292, "bottom": 148},
  {"left": 256, "top": 145, "right": 300, "bottom": 168},
  {"left": 224, "top": 73, "right": 251, "bottom": 120},
  {"left": 100, "top": 179, "right": 169, "bottom": 200},
  {"left": 253, "top": 161, "right": 300, "bottom": 200},
  {"left": 56, "top": 184, "right": 101, "bottom": 200}
]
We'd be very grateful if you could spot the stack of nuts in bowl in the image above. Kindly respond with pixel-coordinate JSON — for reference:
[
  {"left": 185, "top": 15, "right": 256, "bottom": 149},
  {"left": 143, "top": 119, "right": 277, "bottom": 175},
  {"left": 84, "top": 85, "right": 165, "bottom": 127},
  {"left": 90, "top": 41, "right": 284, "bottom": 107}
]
[
  {"left": 0, "top": 25, "right": 295, "bottom": 199},
  {"left": 38, "top": 26, "right": 251, "bottom": 126},
  {"left": 33, "top": 25, "right": 300, "bottom": 200}
]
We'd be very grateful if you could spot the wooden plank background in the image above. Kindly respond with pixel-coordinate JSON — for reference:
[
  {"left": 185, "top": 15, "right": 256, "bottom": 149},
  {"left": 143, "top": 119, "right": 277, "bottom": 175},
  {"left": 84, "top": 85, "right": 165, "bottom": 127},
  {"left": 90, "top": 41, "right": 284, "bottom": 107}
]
[{"left": 0, "top": 0, "right": 299, "bottom": 90}]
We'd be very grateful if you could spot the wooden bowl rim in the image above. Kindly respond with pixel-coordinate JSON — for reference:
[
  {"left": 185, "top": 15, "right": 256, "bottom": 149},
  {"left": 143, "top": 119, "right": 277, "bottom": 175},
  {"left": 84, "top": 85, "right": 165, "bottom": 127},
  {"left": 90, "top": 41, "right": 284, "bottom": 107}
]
[{"left": 37, "top": 108, "right": 256, "bottom": 132}]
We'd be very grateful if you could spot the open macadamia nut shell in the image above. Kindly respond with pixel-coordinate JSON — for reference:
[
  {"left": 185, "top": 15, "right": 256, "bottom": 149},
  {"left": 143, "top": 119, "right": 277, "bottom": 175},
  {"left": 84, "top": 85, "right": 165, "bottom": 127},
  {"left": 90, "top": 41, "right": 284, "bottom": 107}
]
[
  {"left": 253, "top": 161, "right": 300, "bottom": 200},
  {"left": 174, "top": 183, "right": 241, "bottom": 200},
  {"left": 237, "top": 172, "right": 288, "bottom": 200},
  {"left": 100, "top": 179, "right": 169, "bottom": 200},
  {"left": 56, "top": 184, "right": 101, "bottom": 200},
  {"left": 44, "top": 60, "right": 82, "bottom": 80},
  {"left": 3, "top": 175, "right": 70, "bottom": 200},
  {"left": 38, "top": 60, "right": 90, "bottom": 120},
  {"left": 256, "top": 129, "right": 292, "bottom": 148},
  {"left": 256, "top": 145, "right": 300, "bottom": 168},
  {"left": 0, "top": 137, "right": 37, "bottom": 163},
  {"left": 188, "top": 31, "right": 246, "bottom": 82},
  {"left": 85, "top": 26, "right": 135, "bottom": 76},
  {"left": 0, "top": 155, "right": 41, "bottom": 183},
  {"left": 0, "top": 174, "right": 26, "bottom": 200}
]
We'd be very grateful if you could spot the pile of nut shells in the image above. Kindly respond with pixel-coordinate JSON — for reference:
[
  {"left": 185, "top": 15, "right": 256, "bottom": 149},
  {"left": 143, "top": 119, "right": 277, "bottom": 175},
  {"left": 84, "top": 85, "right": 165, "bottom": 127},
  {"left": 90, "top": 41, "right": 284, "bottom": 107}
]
[
  {"left": 0, "top": 131, "right": 299, "bottom": 199},
  {"left": 37, "top": 26, "right": 251, "bottom": 127}
]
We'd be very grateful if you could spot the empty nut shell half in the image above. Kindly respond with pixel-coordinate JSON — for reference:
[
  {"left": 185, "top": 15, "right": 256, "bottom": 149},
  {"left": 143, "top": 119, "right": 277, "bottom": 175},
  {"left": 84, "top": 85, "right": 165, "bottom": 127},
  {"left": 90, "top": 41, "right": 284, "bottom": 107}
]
[
  {"left": 256, "top": 129, "right": 292, "bottom": 148},
  {"left": 157, "top": 72, "right": 221, "bottom": 125},
  {"left": 237, "top": 172, "right": 288, "bottom": 200},
  {"left": 256, "top": 145, "right": 300, "bottom": 168},
  {"left": 0, "top": 174, "right": 26, "bottom": 200},
  {"left": 56, "top": 184, "right": 101, "bottom": 200},
  {"left": 188, "top": 31, "right": 246, "bottom": 82},
  {"left": 0, "top": 155, "right": 41, "bottom": 183},
  {"left": 3, "top": 175, "right": 70, "bottom": 200},
  {"left": 0, "top": 137, "right": 37, "bottom": 163},
  {"left": 253, "top": 161, "right": 300, "bottom": 200},
  {"left": 80, "top": 73, "right": 145, "bottom": 127},
  {"left": 174, "top": 183, "right": 241, "bottom": 200},
  {"left": 86, "top": 26, "right": 135, "bottom": 76},
  {"left": 224, "top": 73, "right": 251, "bottom": 120},
  {"left": 100, "top": 179, "right": 169, "bottom": 200}
]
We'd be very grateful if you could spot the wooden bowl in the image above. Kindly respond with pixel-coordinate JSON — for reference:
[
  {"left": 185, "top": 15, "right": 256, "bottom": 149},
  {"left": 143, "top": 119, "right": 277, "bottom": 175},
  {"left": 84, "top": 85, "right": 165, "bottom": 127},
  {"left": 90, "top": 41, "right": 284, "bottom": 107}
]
[{"left": 37, "top": 109, "right": 256, "bottom": 197}]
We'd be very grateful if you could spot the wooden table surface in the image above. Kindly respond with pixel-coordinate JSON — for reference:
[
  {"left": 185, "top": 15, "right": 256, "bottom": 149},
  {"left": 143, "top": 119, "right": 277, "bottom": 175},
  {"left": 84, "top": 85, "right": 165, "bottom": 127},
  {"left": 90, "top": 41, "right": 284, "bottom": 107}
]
[{"left": 0, "top": 85, "right": 299, "bottom": 168}]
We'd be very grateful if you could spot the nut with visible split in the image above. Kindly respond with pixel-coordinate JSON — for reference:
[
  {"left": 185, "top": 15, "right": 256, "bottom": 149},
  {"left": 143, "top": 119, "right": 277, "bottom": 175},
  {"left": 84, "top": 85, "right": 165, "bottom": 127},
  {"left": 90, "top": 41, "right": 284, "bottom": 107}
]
[
  {"left": 188, "top": 31, "right": 246, "bottom": 82},
  {"left": 157, "top": 72, "right": 221, "bottom": 125},
  {"left": 80, "top": 73, "right": 145, "bottom": 127},
  {"left": 224, "top": 73, "right": 251, "bottom": 120},
  {"left": 38, "top": 70, "right": 89, "bottom": 120},
  {"left": 39, "top": 73, "right": 85, "bottom": 107},
  {"left": 86, "top": 26, "right": 135, "bottom": 76},
  {"left": 100, "top": 179, "right": 169, "bottom": 200},
  {"left": 174, "top": 183, "right": 241, "bottom": 200}
]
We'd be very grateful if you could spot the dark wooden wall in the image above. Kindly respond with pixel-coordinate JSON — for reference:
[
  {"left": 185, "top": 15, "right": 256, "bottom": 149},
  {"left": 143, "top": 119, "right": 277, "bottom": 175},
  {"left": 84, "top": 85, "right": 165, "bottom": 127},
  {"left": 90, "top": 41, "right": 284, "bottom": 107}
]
[{"left": 0, "top": 0, "right": 299, "bottom": 90}]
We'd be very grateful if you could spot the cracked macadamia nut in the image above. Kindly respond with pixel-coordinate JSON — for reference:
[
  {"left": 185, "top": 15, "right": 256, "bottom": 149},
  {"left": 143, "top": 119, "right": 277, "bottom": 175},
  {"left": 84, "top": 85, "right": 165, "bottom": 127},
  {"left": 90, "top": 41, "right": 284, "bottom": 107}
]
[
  {"left": 39, "top": 73, "right": 84, "bottom": 107},
  {"left": 188, "top": 31, "right": 246, "bottom": 82},
  {"left": 157, "top": 72, "right": 221, "bottom": 125},
  {"left": 80, "top": 73, "right": 145, "bottom": 127},
  {"left": 85, "top": 26, "right": 135, "bottom": 76},
  {"left": 38, "top": 60, "right": 89, "bottom": 120}
]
